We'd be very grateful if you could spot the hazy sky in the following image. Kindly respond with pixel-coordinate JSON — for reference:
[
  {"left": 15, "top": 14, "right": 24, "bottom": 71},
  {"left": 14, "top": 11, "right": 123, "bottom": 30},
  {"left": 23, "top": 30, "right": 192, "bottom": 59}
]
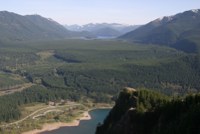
[{"left": 1, "top": 0, "right": 200, "bottom": 25}]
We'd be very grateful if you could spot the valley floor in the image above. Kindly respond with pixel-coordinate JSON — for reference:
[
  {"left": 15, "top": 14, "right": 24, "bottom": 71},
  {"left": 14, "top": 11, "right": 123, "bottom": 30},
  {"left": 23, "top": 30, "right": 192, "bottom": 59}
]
[
  {"left": 22, "top": 111, "right": 91, "bottom": 134},
  {"left": 0, "top": 102, "right": 112, "bottom": 134}
]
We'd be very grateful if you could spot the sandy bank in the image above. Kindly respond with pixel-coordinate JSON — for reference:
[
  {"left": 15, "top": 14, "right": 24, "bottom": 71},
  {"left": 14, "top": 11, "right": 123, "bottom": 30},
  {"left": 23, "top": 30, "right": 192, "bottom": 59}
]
[{"left": 22, "top": 111, "right": 91, "bottom": 134}]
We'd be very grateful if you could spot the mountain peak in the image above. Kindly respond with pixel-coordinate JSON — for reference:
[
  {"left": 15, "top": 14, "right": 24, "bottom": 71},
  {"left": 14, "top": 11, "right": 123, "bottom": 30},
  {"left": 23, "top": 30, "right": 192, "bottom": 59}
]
[
  {"left": 0, "top": 10, "right": 21, "bottom": 17},
  {"left": 0, "top": 10, "right": 13, "bottom": 14},
  {"left": 0, "top": 11, "right": 73, "bottom": 41},
  {"left": 155, "top": 9, "right": 200, "bottom": 23},
  {"left": 120, "top": 9, "right": 200, "bottom": 53},
  {"left": 191, "top": 9, "right": 200, "bottom": 13},
  {"left": 157, "top": 16, "right": 175, "bottom": 23},
  {"left": 64, "top": 23, "right": 140, "bottom": 37}
]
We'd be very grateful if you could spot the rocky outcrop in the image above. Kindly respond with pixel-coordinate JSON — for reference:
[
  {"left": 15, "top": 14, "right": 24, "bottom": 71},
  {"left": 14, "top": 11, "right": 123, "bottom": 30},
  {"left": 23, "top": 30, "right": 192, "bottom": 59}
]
[
  {"left": 96, "top": 88, "right": 200, "bottom": 134},
  {"left": 112, "top": 107, "right": 136, "bottom": 134},
  {"left": 96, "top": 87, "right": 139, "bottom": 134}
]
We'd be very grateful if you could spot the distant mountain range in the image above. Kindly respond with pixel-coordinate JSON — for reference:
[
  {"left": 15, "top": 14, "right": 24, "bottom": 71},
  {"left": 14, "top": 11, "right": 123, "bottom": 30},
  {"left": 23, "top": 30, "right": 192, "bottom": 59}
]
[
  {"left": 0, "top": 11, "right": 140, "bottom": 41},
  {"left": 0, "top": 11, "right": 101, "bottom": 42},
  {"left": 65, "top": 23, "right": 140, "bottom": 38},
  {"left": 1, "top": 9, "right": 200, "bottom": 49},
  {"left": 119, "top": 9, "right": 200, "bottom": 53}
]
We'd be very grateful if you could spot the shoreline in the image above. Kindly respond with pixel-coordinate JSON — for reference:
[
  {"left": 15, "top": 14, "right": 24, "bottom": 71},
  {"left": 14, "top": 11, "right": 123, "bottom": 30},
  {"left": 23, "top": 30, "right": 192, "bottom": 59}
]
[{"left": 22, "top": 111, "right": 91, "bottom": 134}]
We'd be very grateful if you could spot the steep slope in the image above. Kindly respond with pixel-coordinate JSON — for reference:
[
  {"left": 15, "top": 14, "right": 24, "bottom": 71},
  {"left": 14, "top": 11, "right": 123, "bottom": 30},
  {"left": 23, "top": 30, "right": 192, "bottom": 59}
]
[
  {"left": 25, "top": 15, "right": 72, "bottom": 38},
  {"left": 96, "top": 88, "right": 200, "bottom": 134},
  {"left": 120, "top": 9, "right": 200, "bottom": 53},
  {"left": 0, "top": 11, "right": 72, "bottom": 41}
]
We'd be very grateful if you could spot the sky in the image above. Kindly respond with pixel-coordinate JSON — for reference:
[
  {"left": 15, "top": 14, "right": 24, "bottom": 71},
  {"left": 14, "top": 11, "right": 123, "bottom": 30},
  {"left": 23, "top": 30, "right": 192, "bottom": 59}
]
[{"left": 1, "top": 0, "right": 200, "bottom": 25}]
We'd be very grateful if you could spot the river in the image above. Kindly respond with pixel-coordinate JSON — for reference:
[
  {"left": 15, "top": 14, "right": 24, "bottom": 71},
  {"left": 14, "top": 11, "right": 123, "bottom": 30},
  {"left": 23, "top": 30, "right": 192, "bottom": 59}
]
[{"left": 41, "top": 109, "right": 110, "bottom": 134}]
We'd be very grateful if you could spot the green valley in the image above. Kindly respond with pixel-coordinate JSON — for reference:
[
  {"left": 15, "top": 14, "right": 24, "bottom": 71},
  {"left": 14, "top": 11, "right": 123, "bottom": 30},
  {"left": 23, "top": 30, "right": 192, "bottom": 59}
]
[
  {"left": 0, "top": 7, "right": 199, "bottom": 134},
  {"left": 0, "top": 39, "right": 199, "bottom": 128}
]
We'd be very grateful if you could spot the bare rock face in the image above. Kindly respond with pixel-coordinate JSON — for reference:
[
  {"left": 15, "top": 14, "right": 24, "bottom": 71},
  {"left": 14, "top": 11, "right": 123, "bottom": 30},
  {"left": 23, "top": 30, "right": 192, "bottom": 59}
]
[
  {"left": 96, "top": 87, "right": 138, "bottom": 134},
  {"left": 112, "top": 108, "right": 137, "bottom": 134},
  {"left": 96, "top": 88, "right": 170, "bottom": 134},
  {"left": 123, "top": 87, "right": 137, "bottom": 92}
]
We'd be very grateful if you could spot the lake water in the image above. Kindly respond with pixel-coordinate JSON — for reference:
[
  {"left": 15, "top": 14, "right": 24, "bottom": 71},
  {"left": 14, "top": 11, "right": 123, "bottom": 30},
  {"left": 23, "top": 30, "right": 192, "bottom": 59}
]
[{"left": 41, "top": 109, "right": 110, "bottom": 134}]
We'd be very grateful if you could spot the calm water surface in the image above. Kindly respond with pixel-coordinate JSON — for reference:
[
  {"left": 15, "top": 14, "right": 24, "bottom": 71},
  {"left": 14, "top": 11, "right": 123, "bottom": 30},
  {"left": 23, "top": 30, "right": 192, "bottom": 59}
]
[{"left": 41, "top": 109, "right": 110, "bottom": 134}]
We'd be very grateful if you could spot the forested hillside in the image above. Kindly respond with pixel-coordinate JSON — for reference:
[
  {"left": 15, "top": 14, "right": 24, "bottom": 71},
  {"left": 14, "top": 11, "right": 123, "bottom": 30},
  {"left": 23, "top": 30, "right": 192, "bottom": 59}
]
[
  {"left": 0, "top": 85, "right": 81, "bottom": 122},
  {"left": 0, "top": 39, "right": 200, "bottom": 123},
  {"left": 0, "top": 11, "right": 98, "bottom": 41},
  {"left": 0, "top": 11, "right": 73, "bottom": 41},
  {"left": 120, "top": 9, "right": 200, "bottom": 53},
  {"left": 96, "top": 88, "right": 200, "bottom": 134}
]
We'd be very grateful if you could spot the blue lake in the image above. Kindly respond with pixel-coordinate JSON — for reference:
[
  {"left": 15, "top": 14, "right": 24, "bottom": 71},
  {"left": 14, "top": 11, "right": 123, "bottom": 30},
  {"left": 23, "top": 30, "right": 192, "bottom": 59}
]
[{"left": 41, "top": 109, "right": 110, "bottom": 134}]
